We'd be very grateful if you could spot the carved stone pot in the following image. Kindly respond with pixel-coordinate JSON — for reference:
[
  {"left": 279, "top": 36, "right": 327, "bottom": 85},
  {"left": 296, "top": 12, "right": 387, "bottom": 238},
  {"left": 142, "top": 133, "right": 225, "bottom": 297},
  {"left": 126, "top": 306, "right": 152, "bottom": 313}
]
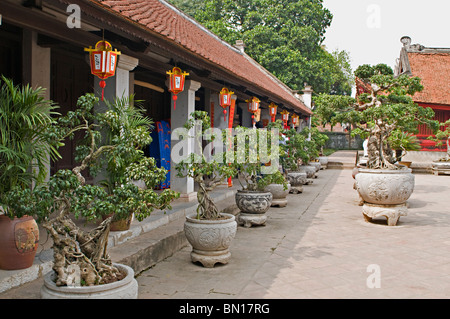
[
  {"left": 235, "top": 190, "right": 272, "bottom": 228},
  {"left": 298, "top": 165, "right": 316, "bottom": 179},
  {"left": 355, "top": 168, "right": 415, "bottom": 226},
  {"left": 309, "top": 162, "right": 322, "bottom": 172},
  {"left": 432, "top": 161, "right": 450, "bottom": 176},
  {"left": 265, "top": 183, "right": 290, "bottom": 207},
  {"left": 286, "top": 171, "right": 307, "bottom": 193},
  {"left": 40, "top": 263, "right": 138, "bottom": 299},
  {"left": 0, "top": 215, "right": 39, "bottom": 270},
  {"left": 184, "top": 213, "right": 237, "bottom": 268},
  {"left": 318, "top": 156, "right": 328, "bottom": 168}
]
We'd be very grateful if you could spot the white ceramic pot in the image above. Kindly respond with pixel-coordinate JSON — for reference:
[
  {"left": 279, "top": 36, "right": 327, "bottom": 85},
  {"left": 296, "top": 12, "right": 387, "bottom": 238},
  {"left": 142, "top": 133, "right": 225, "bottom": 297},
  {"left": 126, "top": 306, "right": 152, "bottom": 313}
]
[
  {"left": 40, "top": 263, "right": 138, "bottom": 299},
  {"left": 184, "top": 213, "right": 237, "bottom": 268}
]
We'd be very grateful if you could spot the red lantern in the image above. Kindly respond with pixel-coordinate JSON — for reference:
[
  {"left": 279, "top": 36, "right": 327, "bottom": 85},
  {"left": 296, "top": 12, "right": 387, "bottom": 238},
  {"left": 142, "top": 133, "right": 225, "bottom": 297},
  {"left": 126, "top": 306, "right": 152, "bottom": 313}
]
[
  {"left": 84, "top": 40, "right": 121, "bottom": 101},
  {"left": 281, "top": 110, "right": 290, "bottom": 129},
  {"left": 166, "top": 67, "right": 189, "bottom": 110},
  {"left": 246, "top": 97, "right": 260, "bottom": 127},
  {"left": 292, "top": 114, "right": 299, "bottom": 127},
  {"left": 268, "top": 102, "right": 278, "bottom": 122},
  {"left": 219, "top": 87, "right": 234, "bottom": 122}
]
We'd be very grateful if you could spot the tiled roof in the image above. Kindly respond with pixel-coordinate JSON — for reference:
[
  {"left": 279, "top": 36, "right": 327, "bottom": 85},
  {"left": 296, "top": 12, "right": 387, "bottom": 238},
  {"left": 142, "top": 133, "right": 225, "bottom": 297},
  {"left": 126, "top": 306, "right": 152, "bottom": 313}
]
[
  {"left": 94, "top": 0, "right": 311, "bottom": 114},
  {"left": 407, "top": 52, "right": 450, "bottom": 105}
]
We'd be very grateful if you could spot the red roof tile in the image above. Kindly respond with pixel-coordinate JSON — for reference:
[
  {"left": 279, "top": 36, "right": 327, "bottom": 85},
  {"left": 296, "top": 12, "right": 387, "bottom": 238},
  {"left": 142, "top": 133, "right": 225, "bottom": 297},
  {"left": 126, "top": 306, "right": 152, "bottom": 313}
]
[
  {"left": 408, "top": 52, "right": 450, "bottom": 105},
  {"left": 94, "top": 0, "right": 311, "bottom": 114}
]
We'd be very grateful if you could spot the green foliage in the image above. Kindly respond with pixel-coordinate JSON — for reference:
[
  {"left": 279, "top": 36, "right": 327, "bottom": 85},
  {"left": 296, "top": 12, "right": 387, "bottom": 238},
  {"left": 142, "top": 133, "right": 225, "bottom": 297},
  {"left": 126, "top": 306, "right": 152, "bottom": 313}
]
[
  {"left": 428, "top": 119, "right": 450, "bottom": 160},
  {"left": 168, "top": 0, "right": 353, "bottom": 95},
  {"left": 388, "top": 131, "right": 421, "bottom": 161},
  {"left": 2, "top": 93, "right": 179, "bottom": 222}
]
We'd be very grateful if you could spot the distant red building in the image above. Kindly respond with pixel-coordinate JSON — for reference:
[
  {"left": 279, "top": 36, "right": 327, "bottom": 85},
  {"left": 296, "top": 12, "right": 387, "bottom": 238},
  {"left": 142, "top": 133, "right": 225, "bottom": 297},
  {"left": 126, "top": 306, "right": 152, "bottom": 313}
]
[{"left": 395, "top": 36, "right": 450, "bottom": 152}]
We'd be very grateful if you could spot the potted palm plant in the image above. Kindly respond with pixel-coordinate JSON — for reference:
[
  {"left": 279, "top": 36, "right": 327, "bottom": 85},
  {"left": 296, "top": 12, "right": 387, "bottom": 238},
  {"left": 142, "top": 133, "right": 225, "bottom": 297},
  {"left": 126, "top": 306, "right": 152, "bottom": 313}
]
[
  {"left": 175, "top": 111, "right": 237, "bottom": 268},
  {"left": 388, "top": 130, "right": 421, "bottom": 167},
  {"left": 0, "top": 76, "right": 60, "bottom": 270},
  {"left": 7, "top": 93, "right": 178, "bottom": 298},
  {"left": 314, "top": 63, "right": 438, "bottom": 226}
]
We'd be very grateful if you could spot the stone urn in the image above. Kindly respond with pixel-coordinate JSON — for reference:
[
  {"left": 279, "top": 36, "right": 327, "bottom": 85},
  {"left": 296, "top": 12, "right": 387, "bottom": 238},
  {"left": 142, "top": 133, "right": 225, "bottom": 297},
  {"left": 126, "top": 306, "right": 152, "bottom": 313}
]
[
  {"left": 235, "top": 190, "right": 272, "bottom": 227},
  {"left": 298, "top": 165, "right": 316, "bottom": 179},
  {"left": 184, "top": 213, "right": 237, "bottom": 268},
  {"left": 40, "top": 263, "right": 138, "bottom": 299},
  {"left": 318, "top": 156, "right": 328, "bottom": 168},
  {"left": 355, "top": 168, "right": 415, "bottom": 226},
  {"left": 265, "top": 183, "right": 291, "bottom": 207},
  {"left": 286, "top": 171, "right": 307, "bottom": 193},
  {"left": 309, "top": 162, "right": 322, "bottom": 172}
]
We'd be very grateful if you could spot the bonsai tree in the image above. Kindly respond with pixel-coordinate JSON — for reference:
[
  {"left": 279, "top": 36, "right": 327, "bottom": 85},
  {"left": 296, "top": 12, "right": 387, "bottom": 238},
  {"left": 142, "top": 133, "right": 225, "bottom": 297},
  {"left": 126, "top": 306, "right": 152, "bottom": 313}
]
[
  {"left": 232, "top": 125, "right": 287, "bottom": 192},
  {"left": 428, "top": 119, "right": 450, "bottom": 162},
  {"left": 5, "top": 93, "right": 179, "bottom": 287},
  {"left": 175, "top": 111, "right": 235, "bottom": 220},
  {"left": 0, "top": 76, "right": 60, "bottom": 218},
  {"left": 314, "top": 63, "right": 439, "bottom": 169}
]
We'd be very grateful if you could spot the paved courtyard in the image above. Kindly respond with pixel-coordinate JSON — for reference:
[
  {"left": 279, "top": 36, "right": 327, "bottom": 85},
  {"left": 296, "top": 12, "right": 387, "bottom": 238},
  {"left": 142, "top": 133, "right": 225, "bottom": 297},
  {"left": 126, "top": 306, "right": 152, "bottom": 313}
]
[{"left": 136, "top": 167, "right": 450, "bottom": 299}]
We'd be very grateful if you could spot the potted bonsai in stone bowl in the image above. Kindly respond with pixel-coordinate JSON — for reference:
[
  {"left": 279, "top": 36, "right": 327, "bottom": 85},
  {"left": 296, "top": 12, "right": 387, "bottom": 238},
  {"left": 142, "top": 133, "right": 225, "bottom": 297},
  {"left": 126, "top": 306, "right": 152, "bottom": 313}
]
[
  {"left": 176, "top": 111, "right": 237, "bottom": 268},
  {"left": 0, "top": 77, "right": 60, "bottom": 270},
  {"left": 429, "top": 119, "right": 450, "bottom": 175},
  {"left": 11, "top": 93, "right": 178, "bottom": 298},
  {"left": 315, "top": 63, "right": 438, "bottom": 226}
]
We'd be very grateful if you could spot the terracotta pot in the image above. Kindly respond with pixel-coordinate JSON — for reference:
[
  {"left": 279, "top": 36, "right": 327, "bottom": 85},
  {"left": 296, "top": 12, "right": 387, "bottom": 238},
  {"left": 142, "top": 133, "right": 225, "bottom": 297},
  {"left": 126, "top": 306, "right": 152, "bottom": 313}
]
[
  {"left": 399, "top": 161, "right": 412, "bottom": 168},
  {"left": 184, "top": 213, "right": 237, "bottom": 268},
  {"left": 0, "top": 215, "right": 39, "bottom": 270}
]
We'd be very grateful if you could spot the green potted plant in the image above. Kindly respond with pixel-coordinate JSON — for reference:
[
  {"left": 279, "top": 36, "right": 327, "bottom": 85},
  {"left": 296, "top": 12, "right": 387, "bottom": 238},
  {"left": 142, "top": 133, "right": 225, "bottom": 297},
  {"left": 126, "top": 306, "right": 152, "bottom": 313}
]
[
  {"left": 314, "top": 63, "right": 438, "bottom": 226},
  {"left": 6, "top": 93, "right": 178, "bottom": 298},
  {"left": 175, "top": 111, "right": 237, "bottom": 268},
  {"left": 231, "top": 125, "right": 288, "bottom": 226},
  {"left": 0, "top": 76, "right": 60, "bottom": 270}
]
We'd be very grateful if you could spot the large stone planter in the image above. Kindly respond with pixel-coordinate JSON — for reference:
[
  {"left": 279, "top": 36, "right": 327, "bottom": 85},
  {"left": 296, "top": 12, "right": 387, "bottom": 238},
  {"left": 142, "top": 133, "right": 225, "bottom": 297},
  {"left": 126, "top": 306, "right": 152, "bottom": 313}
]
[
  {"left": 184, "top": 213, "right": 237, "bottom": 268},
  {"left": 309, "top": 162, "right": 321, "bottom": 172},
  {"left": 235, "top": 190, "right": 272, "bottom": 227},
  {"left": 265, "top": 183, "right": 290, "bottom": 207},
  {"left": 297, "top": 165, "right": 316, "bottom": 179},
  {"left": 40, "top": 263, "right": 138, "bottom": 299},
  {"left": 318, "top": 156, "right": 328, "bottom": 168},
  {"left": 286, "top": 171, "right": 307, "bottom": 193},
  {"left": 355, "top": 168, "right": 415, "bottom": 226},
  {"left": 432, "top": 161, "right": 450, "bottom": 175}
]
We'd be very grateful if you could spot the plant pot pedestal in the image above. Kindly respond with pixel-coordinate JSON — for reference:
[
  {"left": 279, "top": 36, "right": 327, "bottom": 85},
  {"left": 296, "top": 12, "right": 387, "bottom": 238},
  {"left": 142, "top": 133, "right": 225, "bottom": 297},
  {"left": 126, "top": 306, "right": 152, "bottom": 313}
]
[
  {"left": 40, "top": 263, "right": 138, "bottom": 299},
  {"left": 318, "top": 156, "right": 328, "bottom": 169},
  {"left": 235, "top": 190, "right": 272, "bottom": 228},
  {"left": 184, "top": 213, "right": 237, "bottom": 268},
  {"left": 432, "top": 161, "right": 450, "bottom": 176},
  {"left": 362, "top": 203, "right": 408, "bottom": 226},
  {"left": 355, "top": 168, "right": 414, "bottom": 226}
]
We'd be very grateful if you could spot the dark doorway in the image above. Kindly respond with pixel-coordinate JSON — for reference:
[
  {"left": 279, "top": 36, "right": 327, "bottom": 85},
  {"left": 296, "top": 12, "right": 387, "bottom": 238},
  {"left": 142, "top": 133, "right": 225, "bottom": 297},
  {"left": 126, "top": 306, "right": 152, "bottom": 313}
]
[{"left": 0, "top": 23, "right": 22, "bottom": 84}]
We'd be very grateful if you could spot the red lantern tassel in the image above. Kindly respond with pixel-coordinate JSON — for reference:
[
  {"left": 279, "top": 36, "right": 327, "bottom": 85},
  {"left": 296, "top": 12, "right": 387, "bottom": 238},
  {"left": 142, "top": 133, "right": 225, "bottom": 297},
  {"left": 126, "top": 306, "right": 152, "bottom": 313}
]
[
  {"left": 99, "top": 80, "right": 106, "bottom": 101},
  {"left": 223, "top": 109, "right": 227, "bottom": 122},
  {"left": 173, "top": 95, "right": 177, "bottom": 110}
]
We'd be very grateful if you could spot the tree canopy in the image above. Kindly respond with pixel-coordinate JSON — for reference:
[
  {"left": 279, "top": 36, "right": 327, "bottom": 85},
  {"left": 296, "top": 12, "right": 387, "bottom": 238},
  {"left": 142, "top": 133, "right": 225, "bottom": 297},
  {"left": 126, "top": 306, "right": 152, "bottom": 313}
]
[{"left": 168, "top": 0, "right": 353, "bottom": 95}]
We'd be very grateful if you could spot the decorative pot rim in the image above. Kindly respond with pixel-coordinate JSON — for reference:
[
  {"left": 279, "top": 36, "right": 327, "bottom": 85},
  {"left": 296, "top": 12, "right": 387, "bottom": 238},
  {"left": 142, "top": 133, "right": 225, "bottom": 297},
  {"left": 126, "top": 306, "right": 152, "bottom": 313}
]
[
  {"left": 186, "top": 212, "right": 236, "bottom": 224},
  {"left": 43, "top": 263, "right": 134, "bottom": 294},
  {"left": 358, "top": 167, "right": 412, "bottom": 174},
  {"left": 236, "top": 189, "right": 272, "bottom": 195}
]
